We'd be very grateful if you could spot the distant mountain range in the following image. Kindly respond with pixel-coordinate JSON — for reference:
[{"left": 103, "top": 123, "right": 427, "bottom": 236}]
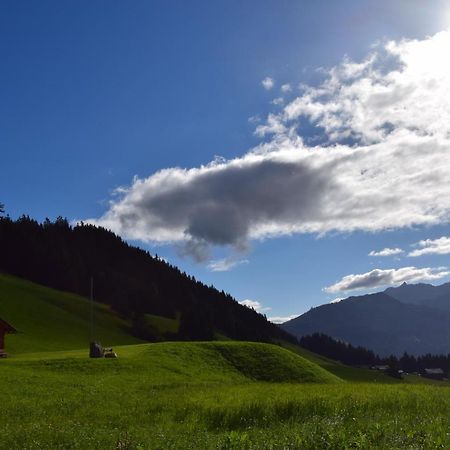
[{"left": 282, "top": 282, "right": 450, "bottom": 356}]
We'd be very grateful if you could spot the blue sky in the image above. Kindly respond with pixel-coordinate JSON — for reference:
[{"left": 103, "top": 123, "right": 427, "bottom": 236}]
[{"left": 3, "top": 1, "right": 450, "bottom": 321}]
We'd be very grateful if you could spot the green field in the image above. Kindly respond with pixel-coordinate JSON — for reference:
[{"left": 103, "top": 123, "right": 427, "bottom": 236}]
[
  {"left": 2, "top": 274, "right": 450, "bottom": 449},
  {"left": 2, "top": 342, "right": 450, "bottom": 449},
  {"left": 0, "top": 273, "right": 142, "bottom": 353}
]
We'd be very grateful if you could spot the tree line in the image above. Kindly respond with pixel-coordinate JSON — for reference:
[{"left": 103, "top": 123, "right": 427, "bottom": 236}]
[
  {"left": 0, "top": 215, "right": 296, "bottom": 344},
  {"left": 300, "top": 333, "right": 450, "bottom": 376}
]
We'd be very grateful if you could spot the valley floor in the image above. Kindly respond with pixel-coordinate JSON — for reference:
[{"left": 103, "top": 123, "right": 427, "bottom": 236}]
[{"left": 1, "top": 342, "right": 450, "bottom": 449}]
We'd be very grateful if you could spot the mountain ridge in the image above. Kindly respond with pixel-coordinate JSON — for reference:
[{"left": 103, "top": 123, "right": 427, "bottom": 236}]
[
  {"left": 384, "top": 281, "right": 450, "bottom": 311},
  {"left": 282, "top": 282, "right": 450, "bottom": 356}
]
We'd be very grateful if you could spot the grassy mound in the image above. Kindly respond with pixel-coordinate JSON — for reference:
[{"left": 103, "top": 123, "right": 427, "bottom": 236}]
[
  {"left": 213, "top": 341, "right": 340, "bottom": 383},
  {"left": 8, "top": 341, "right": 341, "bottom": 384},
  {"left": 0, "top": 273, "right": 142, "bottom": 353},
  {"left": 280, "top": 340, "right": 402, "bottom": 383}
]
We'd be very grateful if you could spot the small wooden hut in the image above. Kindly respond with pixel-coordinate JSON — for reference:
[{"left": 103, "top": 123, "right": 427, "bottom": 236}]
[{"left": 0, "top": 318, "right": 17, "bottom": 357}]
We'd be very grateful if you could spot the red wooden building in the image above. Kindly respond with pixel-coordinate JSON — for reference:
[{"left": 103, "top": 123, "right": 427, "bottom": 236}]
[{"left": 0, "top": 318, "right": 16, "bottom": 357}]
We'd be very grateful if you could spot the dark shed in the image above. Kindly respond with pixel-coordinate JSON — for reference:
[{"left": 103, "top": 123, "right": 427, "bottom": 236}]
[{"left": 0, "top": 318, "right": 16, "bottom": 355}]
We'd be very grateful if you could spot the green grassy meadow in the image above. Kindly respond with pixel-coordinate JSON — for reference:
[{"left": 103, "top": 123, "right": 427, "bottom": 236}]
[
  {"left": 0, "top": 274, "right": 143, "bottom": 353},
  {"left": 2, "top": 274, "right": 450, "bottom": 449},
  {"left": 2, "top": 342, "right": 450, "bottom": 449}
]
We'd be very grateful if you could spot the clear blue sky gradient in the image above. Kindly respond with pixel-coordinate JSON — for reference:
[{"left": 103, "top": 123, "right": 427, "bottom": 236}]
[{"left": 2, "top": 1, "right": 450, "bottom": 319}]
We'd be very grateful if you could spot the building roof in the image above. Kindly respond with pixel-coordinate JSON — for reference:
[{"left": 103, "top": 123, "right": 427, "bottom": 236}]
[
  {"left": 372, "top": 365, "right": 389, "bottom": 370},
  {"left": 0, "top": 318, "right": 16, "bottom": 333},
  {"left": 424, "top": 368, "right": 444, "bottom": 375}
]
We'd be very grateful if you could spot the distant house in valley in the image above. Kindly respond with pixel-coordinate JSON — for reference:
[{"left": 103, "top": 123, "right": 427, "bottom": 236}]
[
  {"left": 423, "top": 368, "right": 445, "bottom": 380},
  {"left": 372, "top": 365, "right": 389, "bottom": 371},
  {"left": 0, "top": 318, "right": 16, "bottom": 357}
]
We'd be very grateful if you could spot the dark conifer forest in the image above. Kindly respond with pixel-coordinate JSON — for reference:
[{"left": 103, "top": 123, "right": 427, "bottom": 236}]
[
  {"left": 299, "top": 333, "right": 381, "bottom": 366},
  {"left": 300, "top": 333, "right": 450, "bottom": 376},
  {"left": 0, "top": 215, "right": 296, "bottom": 343}
]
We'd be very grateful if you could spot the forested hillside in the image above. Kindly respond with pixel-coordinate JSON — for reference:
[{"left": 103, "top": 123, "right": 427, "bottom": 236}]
[{"left": 0, "top": 216, "right": 295, "bottom": 343}]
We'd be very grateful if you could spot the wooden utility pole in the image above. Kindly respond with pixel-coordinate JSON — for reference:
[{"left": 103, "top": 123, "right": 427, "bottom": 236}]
[{"left": 90, "top": 276, "right": 94, "bottom": 342}]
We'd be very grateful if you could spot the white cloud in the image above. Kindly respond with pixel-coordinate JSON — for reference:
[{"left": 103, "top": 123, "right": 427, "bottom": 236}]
[
  {"left": 254, "top": 113, "right": 287, "bottom": 136},
  {"left": 268, "top": 315, "right": 298, "bottom": 324},
  {"left": 261, "top": 77, "right": 275, "bottom": 90},
  {"left": 248, "top": 115, "right": 261, "bottom": 124},
  {"left": 369, "top": 247, "right": 404, "bottom": 257},
  {"left": 240, "top": 299, "right": 271, "bottom": 312},
  {"left": 409, "top": 236, "right": 450, "bottom": 257},
  {"left": 86, "top": 30, "right": 450, "bottom": 261},
  {"left": 330, "top": 297, "right": 345, "bottom": 303},
  {"left": 207, "top": 257, "right": 249, "bottom": 272},
  {"left": 324, "top": 266, "right": 450, "bottom": 293},
  {"left": 281, "top": 83, "right": 292, "bottom": 93},
  {"left": 282, "top": 32, "right": 450, "bottom": 144},
  {"left": 271, "top": 97, "right": 284, "bottom": 106}
]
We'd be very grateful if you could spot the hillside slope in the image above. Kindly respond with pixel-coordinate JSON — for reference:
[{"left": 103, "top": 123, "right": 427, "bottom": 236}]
[
  {"left": 280, "top": 341, "right": 400, "bottom": 383},
  {"left": 0, "top": 216, "right": 295, "bottom": 344},
  {"left": 0, "top": 273, "right": 344, "bottom": 384},
  {"left": 281, "top": 292, "right": 450, "bottom": 356},
  {"left": 6, "top": 341, "right": 341, "bottom": 384},
  {"left": 0, "top": 273, "right": 142, "bottom": 354}
]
